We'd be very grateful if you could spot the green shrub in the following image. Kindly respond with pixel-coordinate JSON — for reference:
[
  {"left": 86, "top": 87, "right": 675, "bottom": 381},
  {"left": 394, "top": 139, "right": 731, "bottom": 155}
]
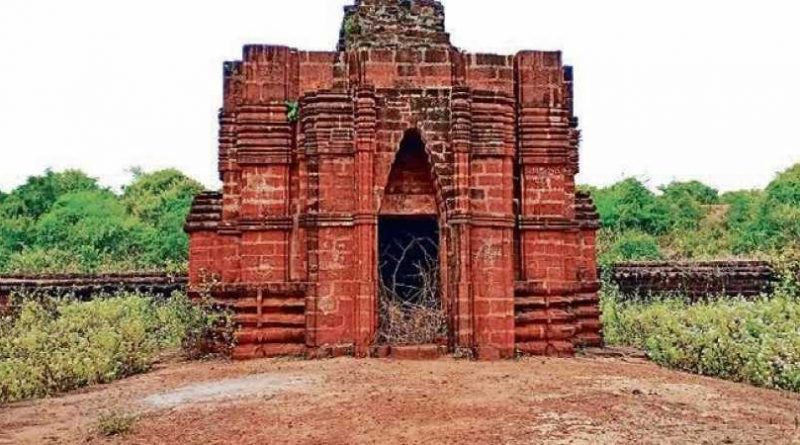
[
  {"left": 585, "top": 163, "right": 800, "bottom": 260},
  {"left": 121, "top": 168, "right": 203, "bottom": 266},
  {"left": 598, "top": 229, "right": 663, "bottom": 265},
  {"left": 656, "top": 181, "right": 719, "bottom": 233},
  {"left": 0, "top": 293, "right": 219, "bottom": 404},
  {"left": 0, "top": 168, "right": 202, "bottom": 275},
  {"left": 32, "top": 190, "right": 156, "bottom": 272},
  {"left": 766, "top": 163, "right": 800, "bottom": 207},
  {"left": 592, "top": 178, "right": 670, "bottom": 235},
  {"left": 660, "top": 180, "right": 720, "bottom": 205},
  {"left": 96, "top": 411, "right": 137, "bottom": 437},
  {"left": 0, "top": 169, "right": 100, "bottom": 220},
  {"left": 601, "top": 280, "right": 800, "bottom": 392}
]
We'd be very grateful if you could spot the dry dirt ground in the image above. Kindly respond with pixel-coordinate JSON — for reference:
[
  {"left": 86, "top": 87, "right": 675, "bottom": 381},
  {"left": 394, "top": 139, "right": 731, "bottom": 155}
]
[{"left": 2, "top": 355, "right": 799, "bottom": 445}]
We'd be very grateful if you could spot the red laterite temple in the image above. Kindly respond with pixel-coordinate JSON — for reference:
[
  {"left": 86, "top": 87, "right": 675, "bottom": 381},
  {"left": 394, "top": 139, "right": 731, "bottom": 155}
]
[{"left": 185, "top": 0, "right": 601, "bottom": 360}]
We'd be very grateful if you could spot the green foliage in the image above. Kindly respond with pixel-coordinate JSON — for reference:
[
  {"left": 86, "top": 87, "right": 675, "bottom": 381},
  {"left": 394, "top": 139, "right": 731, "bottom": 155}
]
[
  {"left": 0, "top": 168, "right": 204, "bottom": 274},
  {"left": 122, "top": 168, "right": 202, "bottom": 226},
  {"left": 718, "top": 165, "right": 800, "bottom": 255},
  {"left": 31, "top": 190, "right": 155, "bottom": 272},
  {"left": 765, "top": 163, "right": 800, "bottom": 206},
  {"left": 661, "top": 221, "right": 732, "bottom": 259},
  {"left": 343, "top": 14, "right": 362, "bottom": 42},
  {"left": 0, "top": 216, "right": 34, "bottom": 270},
  {"left": 660, "top": 180, "right": 719, "bottom": 205},
  {"left": 601, "top": 281, "right": 800, "bottom": 392},
  {"left": 592, "top": 178, "right": 670, "bottom": 235},
  {"left": 1, "top": 169, "right": 100, "bottom": 220},
  {"left": 722, "top": 190, "right": 763, "bottom": 229},
  {"left": 285, "top": 101, "right": 300, "bottom": 123},
  {"left": 587, "top": 162, "right": 800, "bottom": 261},
  {"left": 3, "top": 248, "right": 86, "bottom": 275},
  {"left": 96, "top": 411, "right": 137, "bottom": 437},
  {"left": 658, "top": 181, "right": 715, "bottom": 231},
  {"left": 121, "top": 169, "right": 203, "bottom": 266},
  {"left": 598, "top": 229, "right": 663, "bottom": 265},
  {"left": 0, "top": 292, "right": 219, "bottom": 404}
]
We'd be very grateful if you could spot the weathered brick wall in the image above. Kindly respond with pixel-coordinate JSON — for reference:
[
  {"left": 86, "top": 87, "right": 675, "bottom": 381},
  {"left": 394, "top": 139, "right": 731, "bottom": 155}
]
[
  {"left": 607, "top": 261, "right": 779, "bottom": 300},
  {"left": 0, "top": 273, "right": 187, "bottom": 307},
  {"left": 186, "top": 0, "right": 600, "bottom": 360}
]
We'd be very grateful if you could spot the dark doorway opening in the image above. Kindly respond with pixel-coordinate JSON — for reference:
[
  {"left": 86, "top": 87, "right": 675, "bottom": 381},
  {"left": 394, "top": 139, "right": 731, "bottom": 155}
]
[{"left": 377, "top": 216, "right": 444, "bottom": 345}]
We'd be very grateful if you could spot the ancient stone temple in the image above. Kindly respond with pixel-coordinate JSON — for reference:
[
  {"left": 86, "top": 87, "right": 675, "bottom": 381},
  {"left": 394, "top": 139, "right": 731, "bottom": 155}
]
[{"left": 185, "top": 0, "right": 601, "bottom": 360}]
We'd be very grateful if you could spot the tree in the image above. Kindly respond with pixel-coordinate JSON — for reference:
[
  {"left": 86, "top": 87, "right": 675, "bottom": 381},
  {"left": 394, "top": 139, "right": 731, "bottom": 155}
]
[
  {"left": 0, "top": 168, "right": 208, "bottom": 274},
  {"left": 722, "top": 190, "right": 763, "bottom": 230},
  {"left": 659, "top": 181, "right": 719, "bottom": 231},
  {"left": 121, "top": 169, "right": 204, "bottom": 265},
  {"left": 748, "top": 164, "right": 800, "bottom": 251},
  {"left": 0, "top": 217, "right": 34, "bottom": 267},
  {"left": 659, "top": 180, "right": 719, "bottom": 205},
  {"left": 765, "top": 163, "right": 800, "bottom": 206},
  {"left": 723, "top": 164, "right": 800, "bottom": 254},
  {"left": 31, "top": 190, "right": 155, "bottom": 272},
  {"left": 598, "top": 229, "right": 663, "bottom": 265},
  {"left": 592, "top": 178, "right": 670, "bottom": 235},
  {"left": 0, "top": 169, "right": 101, "bottom": 219}
]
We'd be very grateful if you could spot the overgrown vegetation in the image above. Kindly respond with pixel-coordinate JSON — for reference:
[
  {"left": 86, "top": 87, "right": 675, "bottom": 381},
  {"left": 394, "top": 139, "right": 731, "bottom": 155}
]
[
  {"left": 585, "top": 163, "right": 800, "bottom": 264},
  {"left": 0, "top": 292, "right": 226, "bottom": 404},
  {"left": 601, "top": 262, "right": 800, "bottom": 392},
  {"left": 343, "top": 14, "right": 362, "bottom": 43},
  {"left": 96, "top": 410, "right": 138, "bottom": 437},
  {"left": 285, "top": 101, "right": 300, "bottom": 123},
  {"left": 0, "top": 168, "right": 202, "bottom": 274}
]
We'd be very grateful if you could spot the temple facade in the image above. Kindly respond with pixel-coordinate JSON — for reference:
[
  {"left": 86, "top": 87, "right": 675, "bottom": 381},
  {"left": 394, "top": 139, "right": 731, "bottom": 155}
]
[{"left": 185, "top": 0, "right": 601, "bottom": 360}]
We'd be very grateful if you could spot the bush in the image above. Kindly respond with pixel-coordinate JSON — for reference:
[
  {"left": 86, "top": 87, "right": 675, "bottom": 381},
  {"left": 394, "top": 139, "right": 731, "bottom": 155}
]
[
  {"left": 121, "top": 168, "right": 203, "bottom": 266},
  {"left": 601, "top": 280, "right": 800, "bottom": 392},
  {"left": 660, "top": 180, "right": 720, "bottom": 206},
  {"left": 0, "top": 293, "right": 218, "bottom": 404},
  {"left": 658, "top": 183, "right": 707, "bottom": 231},
  {"left": 586, "top": 163, "right": 800, "bottom": 260},
  {"left": 765, "top": 163, "right": 800, "bottom": 207},
  {"left": 32, "top": 190, "right": 156, "bottom": 272},
  {"left": 598, "top": 229, "right": 663, "bottom": 265},
  {"left": 592, "top": 178, "right": 670, "bottom": 234},
  {"left": 0, "top": 168, "right": 203, "bottom": 275},
  {"left": 96, "top": 411, "right": 137, "bottom": 437},
  {"left": 2, "top": 247, "right": 87, "bottom": 275},
  {"left": 0, "top": 169, "right": 100, "bottom": 220}
]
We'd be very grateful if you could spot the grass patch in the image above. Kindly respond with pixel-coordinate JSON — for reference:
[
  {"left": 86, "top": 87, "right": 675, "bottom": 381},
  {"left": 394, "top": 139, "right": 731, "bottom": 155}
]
[
  {"left": 0, "top": 292, "right": 226, "bottom": 404},
  {"left": 601, "top": 275, "right": 800, "bottom": 392}
]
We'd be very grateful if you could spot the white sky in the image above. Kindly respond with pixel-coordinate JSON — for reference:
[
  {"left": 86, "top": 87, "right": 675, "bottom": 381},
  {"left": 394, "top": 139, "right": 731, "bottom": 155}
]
[{"left": 0, "top": 0, "right": 798, "bottom": 193}]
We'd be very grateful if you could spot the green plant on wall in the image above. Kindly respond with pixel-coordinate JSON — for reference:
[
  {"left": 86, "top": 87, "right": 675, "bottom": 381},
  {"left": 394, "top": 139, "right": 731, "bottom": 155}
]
[
  {"left": 343, "top": 14, "right": 362, "bottom": 43},
  {"left": 285, "top": 101, "right": 300, "bottom": 123}
]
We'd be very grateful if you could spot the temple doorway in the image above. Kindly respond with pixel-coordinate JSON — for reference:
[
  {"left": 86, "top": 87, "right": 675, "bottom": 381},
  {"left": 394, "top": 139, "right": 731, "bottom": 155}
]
[{"left": 377, "top": 129, "right": 445, "bottom": 345}]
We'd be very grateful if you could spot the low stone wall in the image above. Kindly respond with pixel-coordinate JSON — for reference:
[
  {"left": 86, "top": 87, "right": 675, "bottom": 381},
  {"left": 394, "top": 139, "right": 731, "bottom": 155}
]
[
  {"left": 0, "top": 261, "right": 791, "bottom": 307},
  {"left": 0, "top": 272, "right": 187, "bottom": 305},
  {"left": 606, "top": 261, "right": 778, "bottom": 300}
]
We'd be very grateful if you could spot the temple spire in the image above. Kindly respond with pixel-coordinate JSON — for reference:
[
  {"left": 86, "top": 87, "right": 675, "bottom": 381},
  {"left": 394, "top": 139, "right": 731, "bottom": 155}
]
[{"left": 337, "top": 0, "right": 451, "bottom": 51}]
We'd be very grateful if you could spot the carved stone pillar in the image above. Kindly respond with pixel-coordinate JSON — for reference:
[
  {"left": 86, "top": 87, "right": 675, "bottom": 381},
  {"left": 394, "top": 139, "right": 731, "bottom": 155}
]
[
  {"left": 354, "top": 86, "right": 378, "bottom": 355},
  {"left": 449, "top": 86, "right": 473, "bottom": 354}
]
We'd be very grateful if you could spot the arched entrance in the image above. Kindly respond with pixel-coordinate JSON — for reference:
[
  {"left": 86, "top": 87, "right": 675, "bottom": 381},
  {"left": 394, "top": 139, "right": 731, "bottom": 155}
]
[{"left": 377, "top": 129, "right": 446, "bottom": 345}]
